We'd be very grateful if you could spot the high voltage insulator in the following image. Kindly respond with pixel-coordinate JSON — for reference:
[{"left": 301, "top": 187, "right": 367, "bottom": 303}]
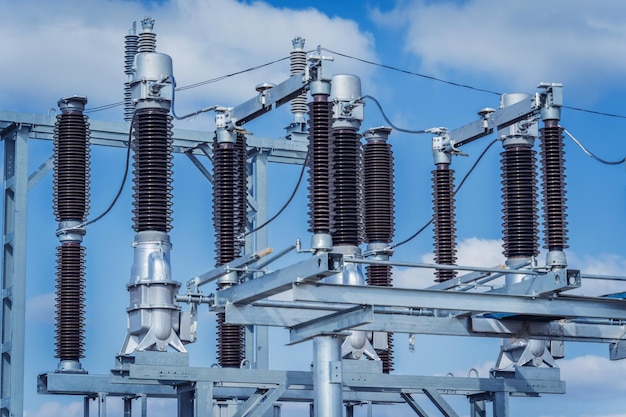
[
  {"left": 138, "top": 17, "right": 156, "bottom": 53},
  {"left": 124, "top": 22, "right": 139, "bottom": 122},
  {"left": 213, "top": 130, "right": 247, "bottom": 367},
  {"left": 500, "top": 145, "right": 540, "bottom": 259},
  {"left": 432, "top": 165, "right": 457, "bottom": 282},
  {"left": 212, "top": 139, "right": 240, "bottom": 265},
  {"left": 53, "top": 101, "right": 91, "bottom": 222},
  {"left": 307, "top": 94, "right": 333, "bottom": 236},
  {"left": 53, "top": 96, "right": 90, "bottom": 372},
  {"left": 132, "top": 108, "right": 174, "bottom": 233},
  {"left": 55, "top": 243, "right": 86, "bottom": 362},
  {"left": 290, "top": 37, "right": 307, "bottom": 118},
  {"left": 540, "top": 120, "right": 568, "bottom": 252},
  {"left": 363, "top": 132, "right": 395, "bottom": 244},
  {"left": 330, "top": 128, "right": 363, "bottom": 247}
]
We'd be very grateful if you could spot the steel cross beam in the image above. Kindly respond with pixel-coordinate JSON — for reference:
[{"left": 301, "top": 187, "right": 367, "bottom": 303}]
[
  {"left": 0, "top": 110, "right": 307, "bottom": 164},
  {"left": 292, "top": 282, "right": 626, "bottom": 321}
]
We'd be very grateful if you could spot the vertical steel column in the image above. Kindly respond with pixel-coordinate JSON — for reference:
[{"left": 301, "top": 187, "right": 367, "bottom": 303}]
[
  {"left": 248, "top": 150, "right": 269, "bottom": 369},
  {"left": 313, "top": 336, "right": 343, "bottom": 417},
  {"left": 1, "top": 124, "right": 29, "bottom": 417}
]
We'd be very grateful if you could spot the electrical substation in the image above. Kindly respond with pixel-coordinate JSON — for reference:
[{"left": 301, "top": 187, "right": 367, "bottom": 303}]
[{"left": 2, "top": 16, "right": 626, "bottom": 417}]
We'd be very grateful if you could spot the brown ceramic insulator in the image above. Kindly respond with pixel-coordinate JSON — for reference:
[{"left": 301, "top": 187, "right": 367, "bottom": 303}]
[
  {"left": 212, "top": 140, "right": 241, "bottom": 266},
  {"left": 216, "top": 312, "right": 245, "bottom": 368},
  {"left": 307, "top": 95, "right": 333, "bottom": 234},
  {"left": 363, "top": 141, "right": 395, "bottom": 243},
  {"left": 432, "top": 165, "right": 457, "bottom": 282},
  {"left": 501, "top": 145, "right": 540, "bottom": 258},
  {"left": 330, "top": 129, "right": 363, "bottom": 246},
  {"left": 235, "top": 134, "right": 248, "bottom": 240},
  {"left": 131, "top": 108, "right": 173, "bottom": 233},
  {"left": 375, "top": 333, "right": 395, "bottom": 374},
  {"left": 53, "top": 112, "right": 91, "bottom": 221},
  {"left": 54, "top": 242, "right": 86, "bottom": 361},
  {"left": 540, "top": 121, "right": 568, "bottom": 250}
]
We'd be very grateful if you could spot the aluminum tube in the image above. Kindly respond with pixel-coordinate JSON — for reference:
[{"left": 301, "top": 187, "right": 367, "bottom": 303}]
[{"left": 313, "top": 336, "right": 343, "bottom": 417}]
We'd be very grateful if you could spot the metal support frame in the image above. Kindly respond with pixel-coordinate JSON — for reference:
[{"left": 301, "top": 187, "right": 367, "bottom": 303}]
[
  {"left": 2, "top": 81, "right": 625, "bottom": 417},
  {"left": 1, "top": 124, "right": 29, "bottom": 417}
]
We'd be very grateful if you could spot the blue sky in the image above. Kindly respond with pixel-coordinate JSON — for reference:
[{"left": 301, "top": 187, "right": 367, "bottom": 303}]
[{"left": 1, "top": 0, "right": 625, "bottom": 416}]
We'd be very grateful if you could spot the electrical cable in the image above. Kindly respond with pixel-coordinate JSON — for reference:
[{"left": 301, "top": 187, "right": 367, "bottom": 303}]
[
  {"left": 242, "top": 150, "right": 310, "bottom": 237},
  {"left": 361, "top": 95, "right": 430, "bottom": 134},
  {"left": 80, "top": 112, "right": 134, "bottom": 228},
  {"left": 322, "top": 47, "right": 502, "bottom": 96},
  {"left": 562, "top": 127, "right": 626, "bottom": 165},
  {"left": 390, "top": 138, "right": 498, "bottom": 249},
  {"left": 171, "top": 76, "right": 217, "bottom": 120},
  {"left": 176, "top": 56, "right": 290, "bottom": 91},
  {"left": 85, "top": 101, "right": 125, "bottom": 113},
  {"left": 563, "top": 105, "right": 626, "bottom": 120},
  {"left": 324, "top": 48, "right": 626, "bottom": 120}
]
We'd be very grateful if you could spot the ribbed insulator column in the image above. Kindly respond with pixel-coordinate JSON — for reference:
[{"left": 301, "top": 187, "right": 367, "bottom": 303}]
[
  {"left": 290, "top": 37, "right": 307, "bottom": 118},
  {"left": 213, "top": 135, "right": 246, "bottom": 367},
  {"left": 363, "top": 140, "right": 394, "bottom": 244},
  {"left": 501, "top": 145, "right": 539, "bottom": 258},
  {"left": 432, "top": 165, "right": 457, "bottom": 282},
  {"left": 124, "top": 26, "right": 139, "bottom": 122},
  {"left": 138, "top": 17, "right": 156, "bottom": 53},
  {"left": 235, "top": 134, "right": 248, "bottom": 240},
  {"left": 330, "top": 129, "right": 363, "bottom": 247},
  {"left": 132, "top": 108, "right": 173, "bottom": 233},
  {"left": 55, "top": 243, "right": 86, "bottom": 361},
  {"left": 307, "top": 94, "right": 333, "bottom": 235},
  {"left": 540, "top": 120, "right": 568, "bottom": 251},
  {"left": 53, "top": 97, "right": 90, "bottom": 368},
  {"left": 363, "top": 131, "right": 395, "bottom": 373}
]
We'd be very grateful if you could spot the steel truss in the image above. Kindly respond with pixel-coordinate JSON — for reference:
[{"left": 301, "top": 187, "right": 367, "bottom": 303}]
[{"left": 2, "top": 111, "right": 626, "bottom": 417}]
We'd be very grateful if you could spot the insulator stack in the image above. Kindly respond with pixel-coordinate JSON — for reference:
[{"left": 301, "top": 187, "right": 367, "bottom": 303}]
[
  {"left": 290, "top": 37, "right": 307, "bottom": 118},
  {"left": 138, "top": 17, "right": 156, "bottom": 53},
  {"left": 53, "top": 107, "right": 91, "bottom": 221},
  {"left": 501, "top": 145, "right": 539, "bottom": 258},
  {"left": 55, "top": 243, "right": 86, "bottom": 362},
  {"left": 432, "top": 165, "right": 457, "bottom": 282},
  {"left": 540, "top": 120, "right": 568, "bottom": 251},
  {"left": 53, "top": 96, "right": 90, "bottom": 371},
  {"left": 363, "top": 127, "right": 395, "bottom": 373},
  {"left": 307, "top": 94, "right": 333, "bottom": 235},
  {"left": 132, "top": 107, "right": 174, "bottom": 233},
  {"left": 212, "top": 139, "right": 241, "bottom": 265},
  {"left": 124, "top": 23, "right": 139, "bottom": 122},
  {"left": 235, "top": 134, "right": 249, "bottom": 239},
  {"left": 363, "top": 138, "right": 395, "bottom": 244},
  {"left": 330, "top": 128, "right": 363, "bottom": 247},
  {"left": 213, "top": 132, "right": 247, "bottom": 367}
]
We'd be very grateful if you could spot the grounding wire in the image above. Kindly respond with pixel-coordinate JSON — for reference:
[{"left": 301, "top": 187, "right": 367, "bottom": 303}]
[
  {"left": 242, "top": 149, "right": 310, "bottom": 238},
  {"left": 361, "top": 95, "right": 430, "bottom": 134},
  {"left": 562, "top": 127, "right": 626, "bottom": 165},
  {"left": 389, "top": 138, "right": 498, "bottom": 250}
]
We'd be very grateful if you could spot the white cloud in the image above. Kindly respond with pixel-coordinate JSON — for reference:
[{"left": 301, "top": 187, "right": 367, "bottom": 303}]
[
  {"left": 393, "top": 237, "right": 504, "bottom": 288},
  {"left": 559, "top": 354, "right": 626, "bottom": 399},
  {"left": 0, "top": 0, "right": 377, "bottom": 126},
  {"left": 373, "top": 0, "right": 626, "bottom": 98}
]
